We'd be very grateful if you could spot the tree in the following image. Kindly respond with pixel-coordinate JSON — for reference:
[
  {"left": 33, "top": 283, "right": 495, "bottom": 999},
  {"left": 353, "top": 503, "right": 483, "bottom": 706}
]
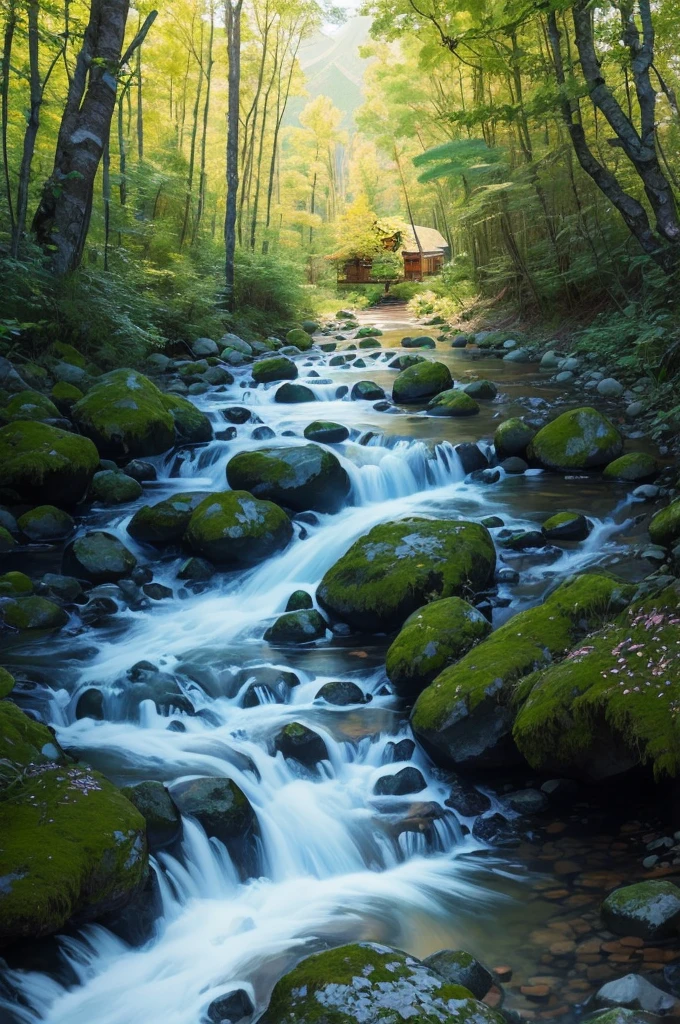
[{"left": 224, "top": 0, "right": 244, "bottom": 310}]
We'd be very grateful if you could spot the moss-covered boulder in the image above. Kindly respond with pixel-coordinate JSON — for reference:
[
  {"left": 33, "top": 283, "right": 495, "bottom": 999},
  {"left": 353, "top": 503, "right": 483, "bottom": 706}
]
[
  {"left": 120, "top": 781, "right": 180, "bottom": 850},
  {"left": 392, "top": 361, "right": 452, "bottom": 404},
  {"left": 303, "top": 421, "right": 349, "bottom": 444},
  {"left": 286, "top": 590, "right": 313, "bottom": 611},
  {"left": 0, "top": 527, "right": 16, "bottom": 552},
  {"left": 273, "top": 722, "right": 328, "bottom": 767},
  {"left": 90, "top": 470, "right": 143, "bottom": 505},
  {"left": 513, "top": 582, "right": 680, "bottom": 780},
  {"left": 0, "top": 421, "right": 99, "bottom": 507},
  {"left": 63, "top": 531, "right": 137, "bottom": 582},
  {"left": 423, "top": 950, "right": 493, "bottom": 1001},
  {"left": 275, "top": 382, "right": 315, "bottom": 403},
  {"left": 542, "top": 511, "right": 592, "bottom": 542},
  {"left": 386, "top": 598, "right": 491, "bottom": 699},
  {"left": 390, "top": 353, "right": 426, "bottom": 371},
  {"left": 286, "top": 328, "right": 314, "bottom": 351},
  {"left": 264, "top": 609, "right": 327, "bottom": 643},
  {"left": 317, "top": 519, "right": 495, "bottom": 633},
  {"left": 260, "top": 942, "right": 504, "bottom": 1024},
  {"left": 351, "top": 380, "right": 385, "bottom": 401},
  {"left": 127, "top": 491, "right": 211, "bottom": 545},
  {"left": 493, "top": 418, "right": 536, "bottom": 459},
  {"left": 51, "top": 381, "right": 84, "bottom": 415},
  {"left": 226, "top": 445, "right": 350, "bottom": 514},
  {"left": 601, "top": 881, "right": 680, "bottom": 940},
  {"left": 1, "top": 595, "right": 68, "bottom": 630},
  {"left": 252, "top": 356, "right": 298, "bottom": 383},
  {"left": 603, "top": 452, "right": 658, "bottom": 482},
  {"left": 411, "top": 574, "right": 633, "bottom": 770},
  {"left": 171, "top": 777, "right": 256, "bottom": 844},
  {"left": 0, "top": 703, "right": 147, "bottom": 944},
  {"left": 402, "top": 335, "right": 435, "bottom": 348},
  {"left": 1, "top": 390, "right": 61, "bottom": 423},
  {"left": 18, "top": 504, "right": 74, "bottom": 542},
  {"left": 0, "top": 572, "right": 32, "bottom": 596},
  {"left": 47, "top": 341, "right": 87, "bottom": 368},
  {"left": 185, "top": 491, "right": 292, "bottom": 566},
  {"left": 649, "top": 498, "right": 680, "bottom": 548},
  {"left": 0, "top": 666, "right": 14, "bottom": 698},
  {"left": 72, "top": 369, "right": 175, "bottom": 458},
  {"left": 160, "top": 393, "right": 212, "bottom": 443},
  {"left": 528, "top": 407, "right": 623, "bottom": 472},
  {"left": 356, "top": 326, "right": 382, "bottom": 338},
  {"left": 428, "top": 391, "right": 479, "bottom": 417}
]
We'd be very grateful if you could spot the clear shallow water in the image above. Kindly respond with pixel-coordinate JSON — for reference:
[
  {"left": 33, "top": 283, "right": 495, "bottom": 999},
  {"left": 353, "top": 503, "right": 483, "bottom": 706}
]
[{"left": 0, "top": 306, "right": 660, "bottom": 1024}]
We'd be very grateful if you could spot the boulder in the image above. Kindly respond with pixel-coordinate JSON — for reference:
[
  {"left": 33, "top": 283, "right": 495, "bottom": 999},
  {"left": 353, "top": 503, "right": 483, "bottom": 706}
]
[
  {"left": 542, "top": 511, "right": 592, "bottom": 542},
  {"left": 219, "top": 333, "right": 252, "bottom": 356},
  {"left": 1, "top": 390, "right": 61, "bottom": 422},
  {"left": 124, "top": 459, "right": 157, "bottom": 482},
  {"left": 390, "top": 354, "right": 426, "bottom": 371},
  {"left": 226, "top": 445, "right": 350, "bottom": 514},
  {"left": 472, "top": 813, "right": 519, "bottom": 847},
  {"left": 120, "top": 781, "right": 181, "bottom": 850},
  {"left": 428, "top": 391, "right": 479, "bottom": 417},
  {"left": 1, "top": 595, "right": 68, "bottom": 630},
  {"left": 63, "top": 531, "right": 137, "bottom": 582},
  {"left": 373, "top": 766, "right": 426, "bottom": 795},
  {"left": 0, "top": 527, "right": 16, "bottom": 551},
  {"left": 317, "top": 519, "right": 496, "bottom": 632},
  {"left": 273, "top": 722, "right": 328, "bottom": 768},
  {"left": 392, "top": 361, "right": 452, "bottom": 403},
  {"left": 411, "top": 574, "right": 632, "bottom": 770},
  {"left": 172, "top": 777, "right": 256, "bottom": 844},
  {"left": 192, "top": 337, "right": 219, "bottom": 357},
  {"left": 160, "top": 393, "right": 213, "bottom": 443},
  {"left": 507, "top": 788, "right": 548, "bottom": 814},
  {"left": 356, "top": 326, "right": 382, "bottom": 337},
  {"left": 351, "top": 380, "right": 385, "bottom": 401},
  {"left": 275, "top": 382, "right": 315, "bottom": 403},
  {"left": 301, "top": 320, "right": 319, "bottom": 334},
  {"left": 445, "top": 778, "right": 491, "bottom": 817},
  {"left": 423, "top": 950, "right": 493, "bottom": 1000},
  {"left": 402, "top": 336, "right": 436, "bottom": 348},
  {"left": 593, "top": 974, "right": 677, "bottom": 1015},
  {"left": 527, "top": 407, "right": 623, "bottom": 472},
  {"left": 286, "top": 328, "right": 314, "bottom": 351},
  {"left": 649, "top": 498, "right": 680, "bottom": 547},
  {"left": 603, "top": 452, "right": 658, "bottom": 482},
  {"left": 315, "top": 681, "right": 367, "bottom": 705},
  {"left": 259, "top": 942, "right": 504, "bottom": 1024},
  {"left": 601, "top": 881, "right": 680, "bottom": 939},
  {"left": 90, "top": 470, "right": 143, "bottom": 505},
  {"left": 493, "top": 418, "right": 536, "bottom": 460},
  {"left": 463, "top": 380, "right": 497, "bottom": 400},
  {"left": 0, "top": 667, "right": 14, "bottom": 698},
  {"left": 128, "top": 492, "right": 211, "bottom": 545},
  {"left": 72, "top": 369, "right": 176, "bottom": 458},
  {"left": 264, "top": 609, "right": 327, "bottom": 643},
  {"left": 18, "top": 504, "right": 74, "bottom": 542},
  {"left": 0, "top": 421, "right": 99, "bottom": 507},
  {"left": 206, "top": 990, "right": 255, "bottom": 1024},
  {"left": 455, "top": 443, "right": 488, "bottom": 474},
  {"left": 386, "top": 597, "right": 491, "bottom": 699},
  {"left": 185, "top": 491, "right": 292, "bottom": 566},
  {"left": 303, "top": 421, "right": 349, "bottom": 444},
  {"left": 285, "top": 590, "right": 313, "bottom": 611},
  {"left": 0, "top": 572, "right": 32, "bottom": 596},
  {"left": 252, "top": 357, "right": 298, "bottom": 384}
]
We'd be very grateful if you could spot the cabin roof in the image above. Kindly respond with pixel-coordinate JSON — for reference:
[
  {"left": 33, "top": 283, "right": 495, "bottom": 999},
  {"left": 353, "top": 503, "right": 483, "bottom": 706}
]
[{"left": 403, "top": 225, "right": 448, "bottom": 253}]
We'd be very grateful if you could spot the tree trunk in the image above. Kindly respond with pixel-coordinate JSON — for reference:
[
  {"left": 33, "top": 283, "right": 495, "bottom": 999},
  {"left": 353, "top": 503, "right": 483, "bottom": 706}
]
[
  {"left": 224, "top": 0, "right": 243, "bottom": 311},
  {"left": 179, "top": 19, "right": 204, "bottom": 249},
  {"left": 193, "top": 4, "right": 214, "bottom": 243},
  {"left": 1, "top": 1, "right": 16, "bottom": 235},
  {"left": 12, "top": 0, "right": 40, "bottom": 256},
  {"left": 135, "top": 24, "right": 143, "bottom": 162},
  {"left": 263, "top": 32, "right": 302, "bottom": 250}
]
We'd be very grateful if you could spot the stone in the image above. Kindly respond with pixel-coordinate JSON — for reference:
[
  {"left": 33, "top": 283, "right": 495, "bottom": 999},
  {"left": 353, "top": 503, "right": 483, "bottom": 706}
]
[
  {"left": 161, "top": 393, "right": 213, "bottom": 443},
  {"left": 317, "top": 519, "right": 496, "bottom": 633},
  {"left": 172, "top": 777, "right": 256, "bottom": 845},
  {"left": 540, "top": 351, "right": 561, "bottom": 369},
  {"left": 597, "top": 377, "right": 625, "bottom": 398},
  {"left": 402, "top": 336, "right": 436, "bottom": 348},
  {"left": 63, "top": 531, "right": 137, "bottom": 583},
  {"left": 351, "top": 380, "right": 385, "bottom": 401},
  {"left": 603, "top": 453, "right": 658, "bottom": 482},
  {"left": 315, "top": 680, "right": 367, "bottom": 705},
  {"left": 275, "top": 382, "right": 315, "bottom": 403},
  {"left": 424, "top": 950, "right": 494, "bottom": 1000},
  {"left": 494, "top": 419, "right": 536, "bottom": 460},
  {"left": 120, "top": 781, "right": 181, "bottom": 850},
  {"left": 500, "top": 457, "right": 527, "bottom": 474},
  {"left": 649, "top": 499, "right": 680, "bottom": 547},
  {"left": 177, "top": 557, "right": 214, "bottom": 582},
  {"left": 226, "top": 445, "right": 350, "bottom": 514},
  {"left": 206, "top": 989, "right": 255, "bottom": 1023},
  {"left": 72, "top": 369, "right": 176, "bottom": 458},
  {"left": 286, "top": 328, "right": 314, "bottom": 350},
  {"left": 428, "top": 390, "right": 479, "bottom": 417},
  {"left": 593, "top": 974, "right": 676, "bottom": 1015},
  {"left": 219, "top": 333, "right": 252, "bottom": 356},
  {"left": 303, "top": 421, "right": 349, "bottom": 444},
  {"left": 1, "top": 595, "right": 68, "bottom": 630},
  {"left": 128, "top": 492, "right": 211, "bottom": 545},
  {"left": 455, "top": 444, "right": 488, "bottom": 474},
  {"left": 528, "top": 407, "right": 623, "bottom": 472},
  {"left": 90, "top": 470, "right": 143, "bottom": 505},
  {"left": 18, "top": 505, "right": 74, "bottom": 542},
  {"left": 273, "top": 723, "right": 328, "bottom": 768},
  {"left": 192, "top": 337, "right": 219, "bottom": 357},
  {"left": 286, "top": 590, "right": 313, "bottom": 611},
  {"left": 463, "top": 380, "right": 498, "bottom": 400},
  {"left": 223, "top": 406, "right": 251, "bottom": 424},
  {"left": 601, "top": 881, "right": 680, "bottom": 940},
  {"left": 124, "top": 459, "right": 157, "bottom": 482},
  {"left": 392, "top": 361, "right": 452, "bottom": 403},
  {"left": 0, "top": 572, "right": 32, "bottom": 596},
  {"left": 264, "top": 608, "right": 327, "bottom": 643},
  {"left": 445, "top": 777, "right": 491, "bottom": 817},
  {"left": 542, "top": 511, "right": 592, "bottom": 542},
  {"left": 1, "top": 390, "right": 61, "bottom": 422},
  {"left": 472, "top": 813, "right": 520, "bottom": 847},
  {"left": 143, "top": 582, "right": 173, "bottom": 601},
  {"left": 0, "top": 421, "right": 99, "bottom": 507},
  {"left": 185, "top": 491, "right": 292, "bottom": 567},
  {"left": 507, "top": 789, "right": 548, "bottom": 814},
  {"left": 37, "top": 573, "right": 83, "bottom": 603},
  {"left": 252, "top": 357, "right": 298, "bottom": 384},
  {"left": 374, "top": 766, "right": 426, "bottom": 795}
]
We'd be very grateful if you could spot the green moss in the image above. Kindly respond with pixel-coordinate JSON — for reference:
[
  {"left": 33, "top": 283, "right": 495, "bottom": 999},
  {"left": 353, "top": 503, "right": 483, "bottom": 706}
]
[
  {"left": 160, "top": 393, "right": 212, "bottom": 443},
  {"left": 527, "top": 406, "right": 623, "bottom": 471},
  {"left": 303, "top": 421, "right": 349, "bottom": 444},
  {"left": 356, "top": 326, "right": 382, "bottom": 337},
  {"left": 18, "top": 504, "right": 75, "bottom": 541},
  {"left": 317, "top": 519, "right": 496, "bottom": 632},
  {"left": 649, "top": 498, "right": 680, "bottom": 547},
  {"left": 0, "top": 572, "right": 33, "bottom": 596},
  {"left": 63, "top": 531, "right": 137, "bottom": 582},
  {"left": 0, "top": 702, "right": 64, "bottom": 781},
  {"left": 603, "top": 452, "right": 658, "bottom": 482},
  {"left": 72, "top": 369, "right": 175, "bottom": 458},
  {"left": 493, "top": 418, "right": 536, "bottom": 459},
  {"left": 601, "top": 880, "right": 680, "bottom": 940},
  {"left": 1, "top": 595, "right": 69, "bottom": 630},
  {"left": 226, "top": 445, "right": 350, "bottom": 513},
  {"left": 0, "top": 526, "right": 15, "bottom": 551},
  {"left": 0, "top": 667, "right": 14, "bottom": 699},
  {"left": 185, "top": 490, "right": 293, "bottom": 566},
  {"left": 542, "top": 511, "right": 591, "bottom": 541},
  {"left": 386, "top": 597, "right": 491, "bottom": 698},
  {"left": 90, "top": 470, "right": 143, "bottom": 505},
  {"left": 51, "top": 381, "right": 84, "bottom": 402},
  {"left": 0, "top": 422, "right": 97, "bottom": 507},
  {"left": 427, "top": 390, "right": 479, "bottom": 417},
  {"left": 286, "top": 328, "right": 314, "bottom": 350},
  {"left": 392, "top": 361, "right": 452, "bottom": 403},
  {"left": 47, "top": 341, "right": 87, "bottom": 368},
  {"left": 252, "top": 356, "right": 298, "bottom": 383},
  {"left": 1, "top": 391, "right": 60, "bottom": 423},
  {"left": 275, "top": 382, "right": 315, "bottom": 403},
  {"left": 513, "top": 583, "right": 680, "bottom": 779},
  {"left": 127, "top": 491, "right": 210, "bottom": 544},
  {"left": 264, "top": 609, "right": 327, "bottom": 643}
]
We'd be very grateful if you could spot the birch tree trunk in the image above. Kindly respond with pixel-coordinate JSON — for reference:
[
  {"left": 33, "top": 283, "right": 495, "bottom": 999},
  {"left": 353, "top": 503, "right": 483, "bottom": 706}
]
[{"left": 224, "top": 0, "right": 243, "bottom": 311}]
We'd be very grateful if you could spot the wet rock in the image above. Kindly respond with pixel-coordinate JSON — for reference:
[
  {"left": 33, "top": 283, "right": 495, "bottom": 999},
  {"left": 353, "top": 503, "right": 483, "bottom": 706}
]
[
  {"left": 1, "top": 595, "right": 68, "bottom": 630},
  {"left": 75, "top": 687, "right": 105, "bottom": 720},
  {"left": 162, "top": 393, "right": 213, "bottom": 443},
  {"left": 251, "top": 425, "right": 275, "bottom": 441},
  {"left": 90, "top": 470, "right": 143, "bottom": 505},
  {"left": 0, "top": 570, "right": 31, "bottom": 596},
  {"left": 18, "top": 505, "right": 74, "bottom": 542},
  {"left": 185, "top": 492, "right": 293, "bottom": 567},
  {"left": 648, "top": 498, "right": 680, "bottom": 547},
  {"left": 540, "top": 350, "right": 560, "bottom": 369},
  {"left": 503, "top": 347, "right": 536, "bottom": 363},
  {"left": 275, "top": 382, "right": 315, "bottom": 403},
  {"left": 124, "top": 459, "right": 157, "bottom": 482},
  {"left": 463, "top": 380, "right": 497, "bottom": 400},
  {"left": 500, "top": 529, "right": 545, "bottom": 551},
  {"left": 603, "top": 452, "right": 658, "bottom": 482},
  {"left": 206, "top": 989, "right": 255, "bottom": 1023},
  {"left": 445, "top": 777, "right": 491, "bottom": 817},
  {"left": 223, "top": 406, "right": 251, "bottom": 424},
  {"left": 472, "top": 813, "right": 520, "bottom": 847},
  {"left": 507, "top": 788, "right": 548, "bottom": 814},
  {"left": 374, "top": 766, "right": 426, "bottom": 795},
  {"left": 264, "top": 608, "right": 327, "bottom": 643},
  {"left": 384, "top": 739, "right": 416, "bottom": 762},
  {"left": 428, "top": 390, "right": 479, "bottom": 417},
  {"left": 0, "top": 526, "right": 17, "bottom": 551},
  {"left": 143, "top": 582, "right": 173, "bottom": 600},
  {"left": 63, "top": 531, "right": 137, "bottom": 582},
  {"left": 120, "top": 781, "right": 181, "bottom": 850},
  {"left": 252, "top": 356, "right": 298, "bottom": 384},
  {"left": 593, "top": 974, "right": 676, "bottom": 1015},
  {"left": 177, "top": 556, "right": 215, "bottom": 582},
  {"left": 220, "top": 333, "right": 253, "bottom": 357},
  {"left": 528, "top": 407, "right": 623, "bottom": 471},
  {"left": 317, "top": 518, "right": 496, "bottom": 633},
  {"left": 402, "top": 335, "right": 435, "bottom": 348},
  {"left": 172, "top": 777, "right": 257, "bottom": 844},
  {"left": 351, "top": 380, "right": 385, "bottom": 401},
  {"left": 601, "top": 880, "right": 680, "bottom": 940},
  {"left": 0, "top": 667, "right": 15, "bottom": 698},
  {"left": 386, "top": 597, "right": 491, "bottom": 699},
  {"left": 500, "top": 457, "right": 527, "bottom": 474},
  {"left": 424, "top": 949, "right": 494, "bottom": 1000},
  {"left": 542, "top": 511, "right": 592, "bottom": 541},
  {"left": 315, "top": 680, "right": 368, "bottom": 705},
  {"left": 392, "top": 361, "right": 452, "bottom": 403},
  {"left": 226, "top": 444, "right": 350, "bottom": 514},
  {"left": 494, "top": 418, "right": 536, "bottom": 460},
  {"left": 72, "top": 369, "right": 176, "bottom": 458},
  {"left": 0, "top": 421, "right": 99, "bottom": 507},
  {"left": 128, "top": 492, "right": 211, "bottom": 545},
  {"left": 273, "top": 722, "right": 328, "bottom": 768},
  {"left": 390, "top": 353, "right": 426, "bottom": 370},
  {"left": 455, "top": 443, "right": 489, "bottom": 474},
  {"left": 303, "top": 420, "right": 349, "bottom": 444}
]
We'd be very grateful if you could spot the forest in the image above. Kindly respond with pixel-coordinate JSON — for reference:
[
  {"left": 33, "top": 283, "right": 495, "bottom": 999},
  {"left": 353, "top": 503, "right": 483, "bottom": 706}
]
[{"left": 2, "top": 0, "right": 680, "bottom": 1023}]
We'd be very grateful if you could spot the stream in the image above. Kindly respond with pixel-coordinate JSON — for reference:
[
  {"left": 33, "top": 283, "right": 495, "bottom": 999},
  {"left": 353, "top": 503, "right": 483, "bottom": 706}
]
[{"left": 0, "top": 304, "right": 669, "bottom": 1024}]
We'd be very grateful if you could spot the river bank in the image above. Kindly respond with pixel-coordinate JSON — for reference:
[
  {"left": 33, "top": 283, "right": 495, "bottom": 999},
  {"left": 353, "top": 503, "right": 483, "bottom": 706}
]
[{"left": 1, "top": 304, "right": 679, "bottom": 1024}]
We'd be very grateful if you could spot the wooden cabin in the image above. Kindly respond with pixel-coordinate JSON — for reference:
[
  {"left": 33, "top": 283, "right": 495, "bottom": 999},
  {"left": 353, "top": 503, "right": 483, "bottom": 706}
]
[{"left": 336, "top": 224, "right": 449, "bottom": 285}]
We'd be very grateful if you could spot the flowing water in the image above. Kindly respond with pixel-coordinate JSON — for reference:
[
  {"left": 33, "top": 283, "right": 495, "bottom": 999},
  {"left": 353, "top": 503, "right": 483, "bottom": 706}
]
[{"left": 0, "top": 306, "right": 664, "bottom": 1024}]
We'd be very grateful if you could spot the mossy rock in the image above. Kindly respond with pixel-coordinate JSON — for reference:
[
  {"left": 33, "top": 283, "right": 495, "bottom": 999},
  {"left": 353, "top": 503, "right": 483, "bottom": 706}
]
[
  {"left": 0, "top": 701, "right": 64, "bottom": 782},
  {"left": 0, "top": 421, "right": 99, "bottom": 507},
  {"left": 252, "top": 356, "right": 298, "bottom": 383},
  {"left": 428, "top": 390, "right": 479, "bottom": 417},
  {"left": 226, "top": 445, "right": 350, "bottom": 514},
  {"left": 185, "top": 490, "right": 292, "bottom": 566},
  {"left": 0, "top": 754, "right": 147, "bottom": 944},
  {"left": 463, "top": 380, "right": 497, "bottom": 400},
  {"left": 303, "top": 421, "right": 349, "bottom": 444},
  {"left": 219, "top": 333, "right": 252, "bottom": 356},
  {"left": 411, "top": 574, "right": 634, "bottom": 770},
  {"left": 17, "top": 504, "right": 74, "bottom": 543},
  {"left": 603, "top": 452, "right": 658, "bottom": 482},
  {"left": 120, "top": 781, "right": 180, "bottom": 850},
  {"left": 402, "top": 335, "right": 435, "bottom": 349},
  {"left": 47, "top": 341, "right": 87, "bottom": 368},
  {"left": 513, "top": 582, "right": 680, "bottom": 780},
  {"left": 63, "top": 531, "right": 137, "bottom": 582},
  {"left": 51, "top": 381, "right": 83, "bottom": 414},
  {"left": 600, "top": 880, "right": 680, "bottom": 940},
  {"left": 72, "top": 369, "right": 175, "bottom": 459},
  {"left": 0, "top": 527, "right": 16, "bottom": 552},
  {"left": 493, "top": 418, "right": 536, "bottom": 459},
  {"left": 649, "top": 498, "right": 680, "bottom": 548},
  {"left": 393, "top": 361, "right": 452, "bottom": 404},
  {"left": 273, "top": 722, "right": 328, "bottom": 767},
  {"left": 423, "top": 950, "right": 493, "bottom": 1001},
  {"left": 90, "top": 470, "right": 143, "bottom": 505},
  {"left": 275, "top": 382, "right": 315, "bottom": 403},
  {"left": 351, "top": 380, "right": 385, "bottom": 401},
  {"left": 528, "top": 406, "right": 623, "bottom": 472},
  {"left": 0, "top": 572, "right": 32, "bottom": 596},
  {"left": 542, "top": 511, "right": 592, "bottom": 542},
  {"left": 301, "top": 320, "right": 319, "bottom": 335},
  {"left": 171, "top": 777, "right": 256, "bottom": 844},
  {"left": 286, "top": 329, "right": 314, "bottom": 351},
  {"left": 356, "top": 326, "right": 382, "bottom": 338},
  {"left": 127, "top": 491, "right": 211, "bottom": 545},
  {"left": 1, "top": 390, "right": 61, "bottom": 423},
  {"left": 390, "top": 353, "right": 426, "bottom": 371},
  {"left": 386, "top": 597, "right": 492, "bottom": 699},
  {"left": 264, "top": 608, "right": 327, "bottom": 643},
  {"left": 0, "top": 594, "right": 68, "bottom": 631},
  {"left": 160, "top": 393, "right": 212, "bottom": 443},
  {"left": 317, "top": 518, "right": 496, "bottom": 633},
  {"left": 260, "top": 942, "right": 504, "bottom": 1024},
  {"left": 0, "top": 667, "right": 14, "bottom": 698},
  {"left": 358, "top": 337, "right": 382, "bottom": 350},
  {"left": 286, "top": 589, "right": 313, "bottom": 611}
]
